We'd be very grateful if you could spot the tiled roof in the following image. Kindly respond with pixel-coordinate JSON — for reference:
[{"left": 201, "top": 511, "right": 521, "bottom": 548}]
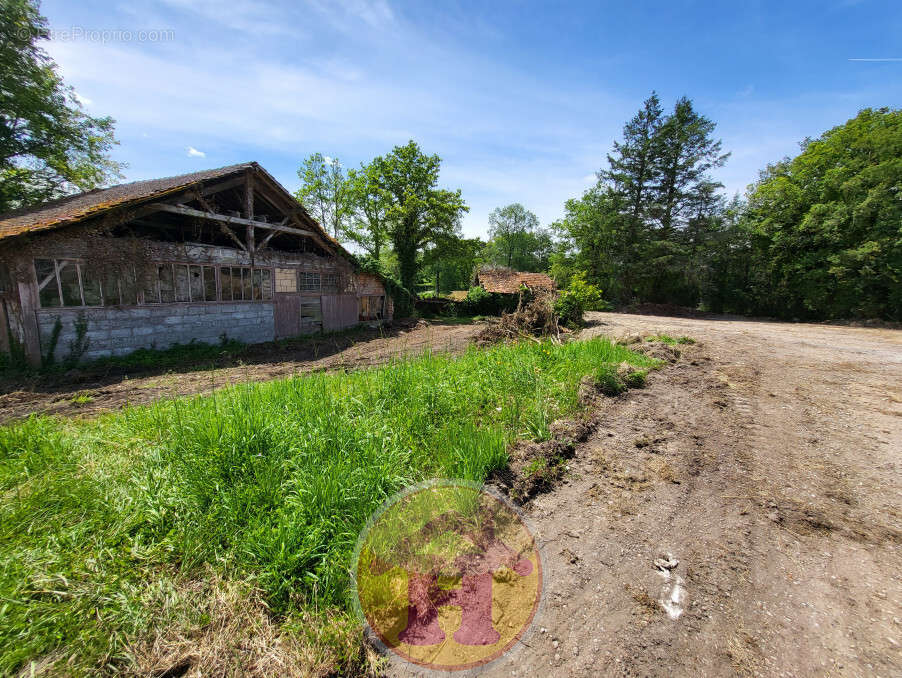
[
  {"left": 0, "top": 163, "right": 255, "bottom": 241},
  {"left": 476, "top": 269, "right": 556, "bottom": 294}
]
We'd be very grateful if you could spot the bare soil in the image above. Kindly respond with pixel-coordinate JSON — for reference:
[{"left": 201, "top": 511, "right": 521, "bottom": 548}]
[
  {"left": 0, "top": 320, "right": 481, "bottom": 423},
  {"left": 386, "top": 312, "right": 902, "bottom": 677}
]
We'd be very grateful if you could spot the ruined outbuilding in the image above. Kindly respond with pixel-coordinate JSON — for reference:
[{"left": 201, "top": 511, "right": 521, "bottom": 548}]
[
  {"left": 474, "top": 267, "right": 555, "bottom": 295},
  {"left": 0, "top": 163, "right": 392, "bottom": 366}
]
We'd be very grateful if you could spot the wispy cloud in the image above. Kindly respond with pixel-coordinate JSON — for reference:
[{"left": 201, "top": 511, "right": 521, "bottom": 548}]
[{"left": 40, "top": 0, "right": 902, "bottom": 237}]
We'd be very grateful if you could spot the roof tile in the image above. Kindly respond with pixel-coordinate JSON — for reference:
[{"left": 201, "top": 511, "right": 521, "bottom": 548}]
[{"left": 476, "top": 269, "right": 555, "bottom": 294}]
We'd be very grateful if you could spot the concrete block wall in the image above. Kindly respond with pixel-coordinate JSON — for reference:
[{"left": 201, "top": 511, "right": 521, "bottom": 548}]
[{"left": 36, "top": 303, "right": 274, "bottom": 362}]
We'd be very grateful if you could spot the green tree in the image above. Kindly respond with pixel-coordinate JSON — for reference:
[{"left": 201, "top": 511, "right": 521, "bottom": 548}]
[
  {"left": 484, "top": 203, "right": 553, "bottom": 271},
  {"left": 652, "top": 97, "right": 729, "bottom": 236},
  {"left": 595, "top": 92, "right": 665, "bottom": 299},
  {"left": 295, "top": 153, "right": 353, "bottom": 240},
  {"left": 422, "top": 236, "right": 484, "bottom": 294},
  {"left": 600, "top": 92, "right": 664, "bottom": 223},
  {"left": 369, "top": 141, "right": 468, "bottom": 293},
  {"left": 344, "top": 160, "right": 390, "bottom": 259},
  {"left": 0, "top": 0, "right": 122, "bottom": 212},
  {"left": 744, "top": 108, "right": 902, "bottom": 319},
  {"left": 553, "top": 185, "right": 632, "bottom": 302},
  {"left": 558, "top": 92, "right": 729, "bottom": 305}
]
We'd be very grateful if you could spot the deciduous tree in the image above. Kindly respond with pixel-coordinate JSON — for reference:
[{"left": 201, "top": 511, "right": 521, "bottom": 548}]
[
  {"left": 484, "top": 203, "right": 552, "bottom": 272},
  {"left": 369, "top": 141, "right": 468, "bottom": 293},
  {"left": 0, "top": 0, "right": 122, "bottom": 212},
  {"left": 295, "top": 153, "right": 353, "bottom": 240}
]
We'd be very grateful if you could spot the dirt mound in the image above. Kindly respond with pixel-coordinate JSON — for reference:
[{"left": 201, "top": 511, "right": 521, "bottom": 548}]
[
  {"left": 633, "top": 341, "right": 682, "bottom": 363},
  {"left": 477, "top": 292, "right": 562, "bottom": 344},
  {"left": 493, "top": 417, "right": 596, "bottom": 503},
  {"left": 495, "top": 364, "right": 648, "bottom": 504},
  {"left": 578, "top": 362, "right": 647, "bottom": 405}
]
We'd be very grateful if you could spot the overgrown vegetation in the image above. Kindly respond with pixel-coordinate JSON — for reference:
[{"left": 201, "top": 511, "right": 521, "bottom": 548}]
[
  {"left": 554, "top": 97, "right": 902, "bottom": 320},
  {"left": 0, "top": 337, "right": 653, "bottom": 676},
  {"left": 555, "top": 272, "right": 608, "bottom": 327}
]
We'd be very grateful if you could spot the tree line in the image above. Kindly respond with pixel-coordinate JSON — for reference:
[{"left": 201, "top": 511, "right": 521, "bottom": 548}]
[
  {"left": 552, "top": 95, "right": 901, "bottom": 320},
  {"left": 3, "top": 0, "right": 899, "bottom": 320}
]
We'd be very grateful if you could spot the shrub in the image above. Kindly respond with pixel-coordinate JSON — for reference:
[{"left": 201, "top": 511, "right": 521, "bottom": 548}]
[
  {"left": 554, "top": 273, "right": 608, "bottom": 327},
  {"left": 451, "top": 286, "right": 520, "bottom": 316}
]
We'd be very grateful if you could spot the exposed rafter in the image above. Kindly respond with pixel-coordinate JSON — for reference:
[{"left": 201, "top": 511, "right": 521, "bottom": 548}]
[{"left": 144, "top": 203, "right": 315, "bottom": 238}]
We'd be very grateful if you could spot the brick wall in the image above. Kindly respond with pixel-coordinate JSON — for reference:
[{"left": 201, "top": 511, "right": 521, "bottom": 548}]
[{"left": 36, "top": 303, "right": 274, "bottom": 362}]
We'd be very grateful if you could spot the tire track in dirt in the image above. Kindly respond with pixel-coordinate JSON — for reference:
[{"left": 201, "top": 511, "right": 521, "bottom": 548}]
[{"left": 384, "top": 312, "right": 902, "bottom": 677}]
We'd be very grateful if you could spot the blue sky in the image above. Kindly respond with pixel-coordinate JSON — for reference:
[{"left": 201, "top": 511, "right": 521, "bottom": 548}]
[{"left": 40, "top": 0, "right": 902, "bottom": 238}]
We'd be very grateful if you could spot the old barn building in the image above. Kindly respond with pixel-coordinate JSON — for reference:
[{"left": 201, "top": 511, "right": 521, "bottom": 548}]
[{"left": 0, "top": 163, "right": 392, "bottom": 366}]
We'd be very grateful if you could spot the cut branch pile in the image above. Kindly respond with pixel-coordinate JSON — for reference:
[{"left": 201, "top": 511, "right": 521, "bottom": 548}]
[{"left": 476, "top": 291, "right": 563, "bottom": 344}]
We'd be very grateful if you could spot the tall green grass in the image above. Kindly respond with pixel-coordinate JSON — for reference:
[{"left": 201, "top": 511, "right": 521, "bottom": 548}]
[{"left": 0, "top": 337, "right": 652, "bottom": 675}]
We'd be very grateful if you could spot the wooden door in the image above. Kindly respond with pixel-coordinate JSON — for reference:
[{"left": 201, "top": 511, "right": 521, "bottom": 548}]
[
  {"left": 273, "top": 294, "right": 300, "bottom": 339},
  {"left": 322, "top": 294, "right": 359, "bottom": 331},
  {"left": 339, "top": 295, "right": 358, "bottom": 327}
]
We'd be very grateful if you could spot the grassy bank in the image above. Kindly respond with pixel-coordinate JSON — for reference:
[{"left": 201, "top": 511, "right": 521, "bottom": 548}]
[{"left": 0, "top": 337, "right": 653, "bottom": 676}]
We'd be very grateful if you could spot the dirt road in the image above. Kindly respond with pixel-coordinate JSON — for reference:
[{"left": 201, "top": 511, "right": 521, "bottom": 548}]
[{"left": 388, "top": 312, "right": 902, "bottom": 677}]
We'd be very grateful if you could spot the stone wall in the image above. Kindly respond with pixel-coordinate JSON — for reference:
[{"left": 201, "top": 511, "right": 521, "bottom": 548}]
[{"left": 36, "top": 302, "right": 274, "bottom": 362}]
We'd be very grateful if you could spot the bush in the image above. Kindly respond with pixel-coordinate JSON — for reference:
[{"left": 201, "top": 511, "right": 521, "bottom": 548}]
[
  {"left": 554, "top": 273, "right": 608, "bottom": 327},
  {"left": 451, "top": 286, "right": 520, "bottom": 316}
]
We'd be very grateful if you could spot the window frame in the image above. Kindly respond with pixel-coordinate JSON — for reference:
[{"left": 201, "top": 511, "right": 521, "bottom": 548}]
[{"left": 33, "top": 258, "right": 277, "bottom": 308}]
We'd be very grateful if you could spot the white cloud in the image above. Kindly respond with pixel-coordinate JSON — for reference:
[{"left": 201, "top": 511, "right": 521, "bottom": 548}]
[
  {"left": 73, "top": 91, "right": 92, "bottom": 107},
  {"left": 186, "top": 146, "right": 206, "bottom": 158}
]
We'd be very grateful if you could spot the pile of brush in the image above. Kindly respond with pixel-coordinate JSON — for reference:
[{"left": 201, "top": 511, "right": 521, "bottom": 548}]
[{"left": 476, "top": 291, "right": 564, "bottom": 344}]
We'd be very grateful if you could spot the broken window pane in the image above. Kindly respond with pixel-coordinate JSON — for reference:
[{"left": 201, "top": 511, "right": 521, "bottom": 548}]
[
  {"left": 121, "top": 268, "right": 139, "bottom": 305},
  {"left": 261, "top": 269, "right": 273, "bottom": 300},
  {"left": 81, "top": 265, "right": 102, "bottom": 306},
  {"left": 175, "top": 265, "right": 189, "bottom": 302},
  {"left": 203, "top": 266, "right": 217, "bottom": 301},
  {"left": 241, "top": 268, "right": 253, "bottom": 300},
  {"left": 102, "top": 271, "right": 121, "bottom": 306},
  {"left": 301, "top": 297, "right": 322, "bottom": 326},
  {"left": 141, "top": 268, "right": 159, "bottom": 304},
  {"left": 231, "top": 267, "right": 243, "bottom": 300},
  {"left": 159, "top": 265, "right": 175, "bottom": 303},
  {"left": 322, "top": 273, "right": 338, "bottom": 292},
  {"left": 35, "top": 259, "right": 60, "bottom": 308},
  {"left": 220, "top": 267, "right": 232, "bottom": 301},
  {"left": 59, "top": 261, "right": 82, "bottom": 307},
  {"left": 252, "top": 269, "right": 263, "bottom": 300},
  {"left": 189, "top": 265, "right": 204, "bottom": 302}
]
